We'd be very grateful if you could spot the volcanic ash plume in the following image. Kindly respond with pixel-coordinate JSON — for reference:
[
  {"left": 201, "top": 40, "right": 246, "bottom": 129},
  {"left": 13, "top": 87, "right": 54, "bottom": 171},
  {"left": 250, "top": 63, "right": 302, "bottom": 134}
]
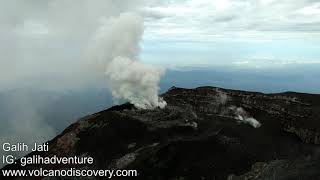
[{"left": 91, "top": 13, "right": 166, "bottom": 109}]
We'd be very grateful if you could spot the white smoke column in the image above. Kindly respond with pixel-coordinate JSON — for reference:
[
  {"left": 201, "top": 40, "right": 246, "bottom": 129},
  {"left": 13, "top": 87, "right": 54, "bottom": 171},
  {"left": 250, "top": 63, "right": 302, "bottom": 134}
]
[{"left": 91, "top": 13, "right": 166, "bottom": 109}]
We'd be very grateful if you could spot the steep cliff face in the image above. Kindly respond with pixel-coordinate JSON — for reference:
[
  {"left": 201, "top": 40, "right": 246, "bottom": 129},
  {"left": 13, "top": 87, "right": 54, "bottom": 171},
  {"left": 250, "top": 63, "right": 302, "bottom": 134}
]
[{"left": 2, "top": 86, "right": 320, "bottom": 180}]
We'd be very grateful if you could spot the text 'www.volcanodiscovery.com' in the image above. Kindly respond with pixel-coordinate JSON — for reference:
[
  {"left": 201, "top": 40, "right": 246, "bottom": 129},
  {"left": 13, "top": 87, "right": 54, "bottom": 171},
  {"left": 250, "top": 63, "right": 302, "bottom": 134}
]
[{"left": 2, "top": 168, "right": 138, "bottom": 178}]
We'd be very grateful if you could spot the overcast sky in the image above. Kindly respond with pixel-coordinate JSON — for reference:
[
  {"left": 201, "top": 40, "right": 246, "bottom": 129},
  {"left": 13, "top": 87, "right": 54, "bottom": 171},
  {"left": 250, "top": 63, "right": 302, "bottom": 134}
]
[
  {"left": 0, "top": 0, "right": 320, "bottom": 90},
  {"left": 141, "top": 0, "right": 320, "bottom": 67}
]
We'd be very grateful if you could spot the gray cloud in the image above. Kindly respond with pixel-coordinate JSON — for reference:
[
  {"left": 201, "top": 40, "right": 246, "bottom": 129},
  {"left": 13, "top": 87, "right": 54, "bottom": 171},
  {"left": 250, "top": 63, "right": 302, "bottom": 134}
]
[
  {"left": 143, "top": 0, "right": 320, "bottom": 41},
  {"left": 0, "top": 0, "right": 162, "bottom": 168},
  {"left": 0, "top": 0, "right": 146, "bottom": 91}
]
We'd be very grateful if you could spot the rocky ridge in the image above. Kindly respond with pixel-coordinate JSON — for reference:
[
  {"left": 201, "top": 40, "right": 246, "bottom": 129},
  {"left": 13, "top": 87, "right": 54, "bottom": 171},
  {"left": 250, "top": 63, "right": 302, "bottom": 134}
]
[{"left": 2, "top": 86, "right": 320, "bottom": 180}]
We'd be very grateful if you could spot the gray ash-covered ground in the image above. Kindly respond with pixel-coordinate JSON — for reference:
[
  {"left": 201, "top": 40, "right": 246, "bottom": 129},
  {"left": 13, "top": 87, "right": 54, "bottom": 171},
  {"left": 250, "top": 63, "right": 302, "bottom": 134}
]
[{"left": 2, "top": 86, "right": 320, "bottom": 180}]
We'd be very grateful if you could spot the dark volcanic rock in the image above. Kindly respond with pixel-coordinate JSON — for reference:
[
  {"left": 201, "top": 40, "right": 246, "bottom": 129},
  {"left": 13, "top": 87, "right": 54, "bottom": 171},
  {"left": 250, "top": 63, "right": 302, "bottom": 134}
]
[{"left": 2, "top": 86, "right": 320, "bottom": 180}]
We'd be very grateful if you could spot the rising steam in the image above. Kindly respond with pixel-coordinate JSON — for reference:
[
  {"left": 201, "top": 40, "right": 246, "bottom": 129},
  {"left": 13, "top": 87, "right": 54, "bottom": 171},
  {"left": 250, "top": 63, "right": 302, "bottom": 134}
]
[
  {"left": 229, "top": 106, "right": 261, "bottom": 128},
  {"left": 90, "top": 13, "right": 166, "bottom": 109}
]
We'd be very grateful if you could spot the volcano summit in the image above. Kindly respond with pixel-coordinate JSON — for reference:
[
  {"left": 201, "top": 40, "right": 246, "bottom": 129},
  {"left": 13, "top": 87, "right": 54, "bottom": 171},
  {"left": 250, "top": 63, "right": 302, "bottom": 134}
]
[{"left": 2, "top": 86, "right": 320, "bottom": 180}]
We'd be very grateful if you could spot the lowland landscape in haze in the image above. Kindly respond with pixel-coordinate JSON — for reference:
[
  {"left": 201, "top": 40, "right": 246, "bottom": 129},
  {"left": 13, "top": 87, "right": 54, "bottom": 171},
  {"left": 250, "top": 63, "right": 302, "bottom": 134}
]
[{"left": 1, "top": 0, "right": 320, "bottom": 179}]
